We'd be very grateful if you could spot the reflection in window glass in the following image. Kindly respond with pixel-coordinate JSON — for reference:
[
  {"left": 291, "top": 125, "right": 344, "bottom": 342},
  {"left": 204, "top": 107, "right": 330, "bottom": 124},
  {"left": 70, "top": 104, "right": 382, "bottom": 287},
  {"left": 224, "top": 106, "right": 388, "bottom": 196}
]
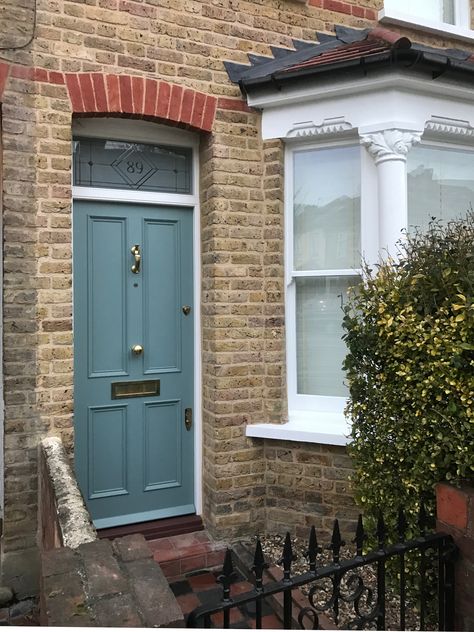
[
  {"left": 296, "top": 276, "right": 359, "bottom": 397},
  {"left": 73, "top": 138, "right": 192, "bottom": 194},
  {"left": 408, "top": 145, "right": 474, "bottom": 232},
  {"left": 387, "top": 0, "right": 455, "bottom": 24},
  {"left": 293, "top": 146, "right": 360, "bottom": 271}
]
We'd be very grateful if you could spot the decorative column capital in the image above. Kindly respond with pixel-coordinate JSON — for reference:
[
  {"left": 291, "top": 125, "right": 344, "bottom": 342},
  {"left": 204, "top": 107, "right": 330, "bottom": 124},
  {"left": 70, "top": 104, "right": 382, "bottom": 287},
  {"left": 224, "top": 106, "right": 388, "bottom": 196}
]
[{"left": 360, "top": 129, "right": 422, "bottom": 164}]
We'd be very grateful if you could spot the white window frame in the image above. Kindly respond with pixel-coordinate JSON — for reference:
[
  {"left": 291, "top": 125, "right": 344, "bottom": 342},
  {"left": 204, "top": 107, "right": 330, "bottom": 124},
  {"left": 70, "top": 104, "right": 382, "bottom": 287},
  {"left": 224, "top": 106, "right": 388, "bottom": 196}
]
[
  {"left": 285, "top": 139, "right": 362, "bottom": 417},
  {"left": 379, "top": 0, "right": 473, "bottom": 43}
]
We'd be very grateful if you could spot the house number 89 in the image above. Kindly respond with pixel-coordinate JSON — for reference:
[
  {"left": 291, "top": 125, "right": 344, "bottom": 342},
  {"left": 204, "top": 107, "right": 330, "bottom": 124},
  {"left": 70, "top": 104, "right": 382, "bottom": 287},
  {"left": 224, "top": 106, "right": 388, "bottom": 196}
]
[{"left": 127, "top": 161, "right": 144, "bottom": 174}]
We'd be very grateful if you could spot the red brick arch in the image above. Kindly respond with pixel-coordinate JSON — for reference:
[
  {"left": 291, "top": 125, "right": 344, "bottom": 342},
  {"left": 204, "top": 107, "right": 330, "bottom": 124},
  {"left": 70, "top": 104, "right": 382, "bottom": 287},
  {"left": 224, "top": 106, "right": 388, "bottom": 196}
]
[{"left": 65, "top": 73, "right": 217, "bottom": 132}]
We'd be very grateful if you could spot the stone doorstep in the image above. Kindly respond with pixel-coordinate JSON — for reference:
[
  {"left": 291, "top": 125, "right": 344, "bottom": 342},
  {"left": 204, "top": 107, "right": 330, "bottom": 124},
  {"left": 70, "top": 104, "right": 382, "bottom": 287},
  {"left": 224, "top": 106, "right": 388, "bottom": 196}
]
[
  {"left": 233, "top": 541, "right": 336, "bottom": 631},
  {"left": 40, "top": 535, "right": 184, "bottom": 627},
  {"left": 149, "top": 530, "right": 228, "bottom": 582}
]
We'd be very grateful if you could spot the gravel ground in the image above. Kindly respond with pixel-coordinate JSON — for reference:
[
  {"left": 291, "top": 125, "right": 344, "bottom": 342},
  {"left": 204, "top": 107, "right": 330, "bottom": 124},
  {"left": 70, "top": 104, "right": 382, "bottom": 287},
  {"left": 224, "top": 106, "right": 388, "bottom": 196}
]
[{"left": 258, "top": 534, "right": 436, "bottom": 631}]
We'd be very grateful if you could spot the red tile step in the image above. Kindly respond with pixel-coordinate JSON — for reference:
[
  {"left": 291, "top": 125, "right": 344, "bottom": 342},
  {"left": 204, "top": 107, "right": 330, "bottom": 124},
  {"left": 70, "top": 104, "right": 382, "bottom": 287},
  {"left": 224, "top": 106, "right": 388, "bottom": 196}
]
[
  {"left": 169, "top": 569, "right": 282, "bottom": 629},
  {"left": 148, "top": 530, "right": 227, "bottom": 581}
]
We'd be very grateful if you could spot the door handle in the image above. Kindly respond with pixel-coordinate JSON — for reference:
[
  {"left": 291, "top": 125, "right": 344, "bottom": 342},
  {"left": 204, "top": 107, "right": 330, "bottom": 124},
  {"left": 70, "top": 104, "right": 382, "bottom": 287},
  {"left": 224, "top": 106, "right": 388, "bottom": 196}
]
[
  {"left": 184, "top": 408, "right": 193, "bottom": 431},
  {"left": 131, "top": 245, "right": 141, "bottom": 274},
  {"left": 131, "top": 344, "right": 143, "bottom": 355}
]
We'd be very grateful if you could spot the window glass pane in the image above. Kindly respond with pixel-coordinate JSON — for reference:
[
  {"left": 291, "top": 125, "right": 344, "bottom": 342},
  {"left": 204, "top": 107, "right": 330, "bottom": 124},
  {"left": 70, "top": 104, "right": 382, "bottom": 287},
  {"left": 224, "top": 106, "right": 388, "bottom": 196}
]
[
  {"left": 293, "top": 146, "right": 360, "bottom": 271},
  {"left": 387, "top": 0, "right": 455, "bottom": 24},
  {"left": 296, "top": 276, "right": 358, "bottom": 397},
  {"left": 408, "top": 145, "right": 474, "bottom": 232},
  {"left": 73, "top": 138, "right": 192, "bottom": 194}
]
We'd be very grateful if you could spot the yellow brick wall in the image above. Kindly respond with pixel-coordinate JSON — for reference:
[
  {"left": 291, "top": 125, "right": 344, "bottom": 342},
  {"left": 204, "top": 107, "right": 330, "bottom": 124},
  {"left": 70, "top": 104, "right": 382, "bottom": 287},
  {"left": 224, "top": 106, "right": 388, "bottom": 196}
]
[{"left": 1, "top": 0, "right": 474, "bottom": 552}]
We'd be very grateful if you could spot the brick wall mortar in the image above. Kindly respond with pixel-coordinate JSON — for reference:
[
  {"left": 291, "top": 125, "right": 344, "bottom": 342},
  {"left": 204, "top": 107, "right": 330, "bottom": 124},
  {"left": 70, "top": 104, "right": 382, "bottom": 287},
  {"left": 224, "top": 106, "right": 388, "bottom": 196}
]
[
  {"left": 2, "top": 44, "right": 43, "bottom": 550},
  {"left": 1, "top": 0, "right": 474, "bottom": 552},
  {"left": 264, "top": 440, "right": 358, "bottom": 539}
]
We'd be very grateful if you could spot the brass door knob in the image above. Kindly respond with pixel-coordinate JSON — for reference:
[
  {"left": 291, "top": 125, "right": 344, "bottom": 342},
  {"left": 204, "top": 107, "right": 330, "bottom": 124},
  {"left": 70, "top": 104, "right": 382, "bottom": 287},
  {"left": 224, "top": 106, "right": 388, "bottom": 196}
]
[{"left": 131, "top": 344, "right": 144, "bottom": 355}]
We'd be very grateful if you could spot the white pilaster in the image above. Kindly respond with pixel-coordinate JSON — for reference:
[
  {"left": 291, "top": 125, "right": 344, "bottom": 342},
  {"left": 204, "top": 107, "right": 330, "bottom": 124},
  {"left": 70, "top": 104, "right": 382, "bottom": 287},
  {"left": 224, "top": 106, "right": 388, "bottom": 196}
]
[{"left": 360, "top": 129, "right": 422, "bottom": 257}]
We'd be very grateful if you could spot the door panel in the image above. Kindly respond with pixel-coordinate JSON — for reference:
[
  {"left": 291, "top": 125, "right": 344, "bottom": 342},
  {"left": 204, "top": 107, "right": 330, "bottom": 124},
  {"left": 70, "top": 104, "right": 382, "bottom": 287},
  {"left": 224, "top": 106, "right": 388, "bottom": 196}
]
[
  {"left": 74, "top": 200, "right": 194, "bottom": 528},
  {"left": 143, "top": 220, "right": 180, "bottom": 372},
  {"left": 88, "top": 405, "right": 128, "bottom": 498},
  {"left": 88, "top": 216, "right": 128, "bottom": 377},
  {"left": 143, "top": 400, "right": 181, "bottom": 491}
]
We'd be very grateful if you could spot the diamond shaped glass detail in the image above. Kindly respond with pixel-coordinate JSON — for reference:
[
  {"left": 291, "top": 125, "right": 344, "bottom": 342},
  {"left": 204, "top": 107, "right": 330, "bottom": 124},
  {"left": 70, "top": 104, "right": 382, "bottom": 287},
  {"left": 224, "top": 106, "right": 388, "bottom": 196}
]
[
  {"left": 73, "top": 138, "right": 193, "bottom": 193},
  {"left": 111, "top": 145, "right": 157, "bottom": 189}
]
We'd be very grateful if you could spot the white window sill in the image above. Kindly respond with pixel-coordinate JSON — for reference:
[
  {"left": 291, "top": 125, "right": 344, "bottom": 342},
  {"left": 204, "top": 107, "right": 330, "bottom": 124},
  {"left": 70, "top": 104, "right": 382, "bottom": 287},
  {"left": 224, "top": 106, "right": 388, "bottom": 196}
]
[
  {"left": 379, "top": 9, "right": 474, "bottom": 43},
  {"left": 245, "top": 411, "right": 351, "bottom": 446}
]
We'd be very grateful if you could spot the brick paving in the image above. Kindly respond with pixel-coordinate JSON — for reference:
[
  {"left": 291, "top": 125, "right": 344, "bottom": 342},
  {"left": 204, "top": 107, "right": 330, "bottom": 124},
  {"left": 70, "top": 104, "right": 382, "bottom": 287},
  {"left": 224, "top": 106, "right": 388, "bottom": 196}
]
[
  {"left": 149, "top": 530, "right": 282, "bottom": 628},
  {"left": 148, "top": 530, "right": 227, "bottom": 582},
  {"left": 170, "top": 569, "right": 282, "bottom": 629}
]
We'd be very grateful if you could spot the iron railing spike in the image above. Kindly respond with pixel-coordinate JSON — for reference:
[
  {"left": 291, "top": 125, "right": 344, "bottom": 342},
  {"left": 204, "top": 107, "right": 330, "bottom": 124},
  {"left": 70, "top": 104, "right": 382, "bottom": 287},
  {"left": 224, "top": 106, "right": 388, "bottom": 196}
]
[
  {"left": 252, "top": 537, "right": 268, "bottom": 592},
  {"left": 278, "top": 531, "right": 295, "bottom": 581},
  {"left": 397, "top": 507, "right": 408, "bottom": 542},
  {"left": 305, "top": 525, "right": 319, "bottom": 572},
  {"left": 377, "top": 511, "right": 386, "bottom": 548},
  {"left": 217, "top": 548, "right": 234, "bottom": 603},
  {"left": 329, "top": 519, "right": 345, "bottom": 564},
  {"left": 223, "top": 547, "right": 234, "bottom": 576},
  {"left": 418, "top": 499, "right": 428, "bottom": 536},
  {"left": 253, "top": 537, "right": 265, "bottom": 567},
  {"left": 353, "top": 514, "right": 365, "bottom": 556}
]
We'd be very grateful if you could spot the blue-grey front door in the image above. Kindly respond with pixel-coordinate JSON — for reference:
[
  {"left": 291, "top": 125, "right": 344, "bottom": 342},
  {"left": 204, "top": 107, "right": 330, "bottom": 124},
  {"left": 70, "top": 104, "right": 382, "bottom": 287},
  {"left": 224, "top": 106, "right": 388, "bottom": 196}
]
[{"left": 73, "top": 200, "right": 194, "bottom": 529}]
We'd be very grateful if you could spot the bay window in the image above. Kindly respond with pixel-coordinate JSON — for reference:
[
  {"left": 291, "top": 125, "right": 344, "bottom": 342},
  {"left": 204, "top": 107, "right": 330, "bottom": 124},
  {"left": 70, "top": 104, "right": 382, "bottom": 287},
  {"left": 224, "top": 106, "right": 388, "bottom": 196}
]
[
  {"left": 243, "top": 65, "right": 474, "bottom": 445},
  {"left": 285, "top": 137, "right": 474, "bottom": 429}
]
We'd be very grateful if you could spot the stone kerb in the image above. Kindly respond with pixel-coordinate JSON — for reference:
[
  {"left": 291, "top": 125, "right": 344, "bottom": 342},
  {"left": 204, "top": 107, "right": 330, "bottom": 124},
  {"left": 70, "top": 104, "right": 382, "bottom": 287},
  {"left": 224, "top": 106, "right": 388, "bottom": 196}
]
[
  {"left": 41, "top": 535, "right": 184, "bottom": 627},
  {"left": 436, "top": 482, "right": 474, "bottom": 631}
]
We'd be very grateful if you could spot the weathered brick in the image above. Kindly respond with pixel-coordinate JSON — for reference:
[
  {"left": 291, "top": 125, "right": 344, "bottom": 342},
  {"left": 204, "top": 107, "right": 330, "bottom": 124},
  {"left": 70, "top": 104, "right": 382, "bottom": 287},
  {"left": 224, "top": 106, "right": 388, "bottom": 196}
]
[
  {"left": 79, "top": 540, "right": 128, "bottom": 598},
  {"left": 112, "top": 534, "right": 152, "bottom": 562},
  {"left": 93, "top": 594, "right": 142, "bottom": 627}
]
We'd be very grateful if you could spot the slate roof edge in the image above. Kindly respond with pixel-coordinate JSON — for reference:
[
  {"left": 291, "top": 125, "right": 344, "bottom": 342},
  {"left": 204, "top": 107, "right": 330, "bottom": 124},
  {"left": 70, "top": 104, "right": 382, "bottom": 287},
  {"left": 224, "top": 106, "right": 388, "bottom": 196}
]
[
  {"left": 224, "top": 25, "right": 474, "bottom": 91},
  {"left": 238, "top": 47, "right": 474, "bottom": 90}
]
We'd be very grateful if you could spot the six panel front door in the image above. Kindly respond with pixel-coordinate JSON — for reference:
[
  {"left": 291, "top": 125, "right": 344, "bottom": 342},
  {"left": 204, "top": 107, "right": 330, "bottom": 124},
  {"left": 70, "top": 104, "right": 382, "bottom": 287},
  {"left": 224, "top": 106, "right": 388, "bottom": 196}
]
[{"left": 73, "top": 200, "right": 194, "bottom": 529}]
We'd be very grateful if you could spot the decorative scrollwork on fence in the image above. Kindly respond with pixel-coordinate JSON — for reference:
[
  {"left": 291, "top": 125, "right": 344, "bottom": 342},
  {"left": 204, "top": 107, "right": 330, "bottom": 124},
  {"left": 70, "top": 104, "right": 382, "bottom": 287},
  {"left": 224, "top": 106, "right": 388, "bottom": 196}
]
[
  {"left": 305, "top": 568, "right": 378, "bottom": 629},
  {"left": 186, "top": 503, "right": 458, "bottom": 630}
]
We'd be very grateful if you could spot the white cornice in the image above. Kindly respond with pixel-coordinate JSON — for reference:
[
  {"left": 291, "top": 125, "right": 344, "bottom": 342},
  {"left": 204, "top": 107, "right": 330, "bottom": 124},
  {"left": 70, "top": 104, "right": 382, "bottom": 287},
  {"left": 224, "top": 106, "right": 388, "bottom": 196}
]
[
  {"left": 425, "top": 115, "right": 474, "bottom": 137},
  {"left": 286, "top": 116, "right": 353, "bottom": 138}
]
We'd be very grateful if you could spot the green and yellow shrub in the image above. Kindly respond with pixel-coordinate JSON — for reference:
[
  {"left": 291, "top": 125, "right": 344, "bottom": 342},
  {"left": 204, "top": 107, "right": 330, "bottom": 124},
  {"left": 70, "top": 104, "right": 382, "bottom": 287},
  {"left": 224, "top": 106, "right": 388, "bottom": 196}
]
[{"left": 343, "top": 214, "right": 474, "bottom": 532}]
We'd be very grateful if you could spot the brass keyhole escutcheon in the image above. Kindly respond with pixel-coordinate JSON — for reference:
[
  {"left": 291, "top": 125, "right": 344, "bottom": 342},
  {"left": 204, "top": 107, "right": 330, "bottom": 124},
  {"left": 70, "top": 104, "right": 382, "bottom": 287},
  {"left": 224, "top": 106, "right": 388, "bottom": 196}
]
[
  {"left": 131, "top": 344, "right": 143, "bottom": 355},
  {"left": 182, "top": 305, "right": 191, "bottom": 316},
  {"left": 131, "top": 245, "right": 141, "bottom": 274}
]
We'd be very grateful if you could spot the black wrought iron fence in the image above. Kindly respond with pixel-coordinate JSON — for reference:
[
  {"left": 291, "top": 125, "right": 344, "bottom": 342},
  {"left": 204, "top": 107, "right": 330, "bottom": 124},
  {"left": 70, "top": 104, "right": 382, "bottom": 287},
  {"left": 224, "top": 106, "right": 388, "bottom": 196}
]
[{"left": 186, "top": 508, "right": 458, "bottom": 630}]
